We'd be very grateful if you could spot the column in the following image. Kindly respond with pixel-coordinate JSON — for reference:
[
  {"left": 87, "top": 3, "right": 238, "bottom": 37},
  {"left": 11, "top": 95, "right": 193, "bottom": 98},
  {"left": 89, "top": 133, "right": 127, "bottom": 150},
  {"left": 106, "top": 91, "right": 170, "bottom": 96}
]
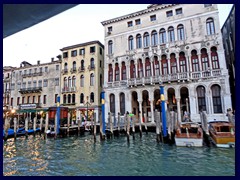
[
  {"left": 142, "top": 59, "right": 145, "bottom": 78},
  {"left": 119, "top": 63, "right": 122, "bottom": 81},
  {"left": 138, "top": 101, "right": 143, "bottom": 123},
  {"left": 176, "top": 97, "right": 181, "bottom": 122},
  {"left": 198, "top": 53, "right": 202, "bottom": 72},
  {"left": 115, "top": 92, "right": 120, "bottom": 122},
  {"left": 186, "top": 55, "right": 191, "bottom": 80}
]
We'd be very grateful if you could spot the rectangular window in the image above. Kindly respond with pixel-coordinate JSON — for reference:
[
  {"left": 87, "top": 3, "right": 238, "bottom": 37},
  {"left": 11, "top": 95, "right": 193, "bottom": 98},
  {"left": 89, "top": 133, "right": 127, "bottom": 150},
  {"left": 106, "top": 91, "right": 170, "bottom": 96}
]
[
  {"left": 80, "top": 48, "right": 85, "bottom": 55},
  {"left": 22, "top": 97, "right": 25, "bottom": 104},
  {"left": 24, "top": 70, "right": 27, "bottom": 75},
  {"left": 204, "top": 4, "right": 212, "bottom": 7},
  {"left": 100, "top": 47, "right": 102, "bottom": 55},
  {"left": 28, "top": 81, "right": 31, "bottom": 88},
  {"left": 17, "top": 97, "right": 20, "bottom": 105},
  {"left": 127, "top": 21, "right": 133, "bottom": 27},
  {"left": 90, "top": 46, "right": 95, "bottom": 53},
  {"left": 43, "top": 79, "right": 48, "bottom": 87},
  {"left": 135, "top": 19, "right": 141, "bottom": 25},
  {"left": 55, "top": 94, "right": 58, "bottom": 103},
  {"left": 33, "top": 81, "right": 37, "bottom": 88},
  {"left": 71, "top": 50, "right": 77, "bottom": 57},
  {"left": 55, "top": 78, "right": 59, "bottom": 86},
  {"left": 11, "top": 98, "right": 13, "bottom": 106},
  {"left": 39, "top": 67, "right": 42, "bottom": 73},
  {"left": 45, "top": 67, "right": 48, "bottom": 72},
  {"left": 29, "top": 69, "right": 32, "bottom": 74},
  {"left": 150, "top": 15, "right": 156, "bottom": 21},
  {"left": 38, "top": 80, "right": 42, "bottom": 87},
  {"left": 166, "top": 10, "right": 173, "bottom": 17},
  {"left": 27, "top": 96, "right": 30, "bottom": 104},
  {"left": 32, "top": 96, "right": 35, "bottom": 103},
  {"left": 17, "top": 82, "right": 21, "bottom": 90},
  {"left": 38, "top": 95, "right": 41, "bottom": 103},
  {"left": 108, "top": 26, "right": 112, "bottom": 32},
  {"left": 22, "top": 82, "right": 26, "bottom": 88},
  {"left": 175, "top": 8, "right": 182, "bottom": 15},
  {"left": 34, "top": 68, "right": 37, "bottom": 73},
  {"left": 43, "top": 95, "right": 47, "bottom": 104},
  {"left": 63, "top": 52, "right": 68, "bottom": 58},
  {"left": 56, "top": 65, "right": 59, "bottom": 70},
  {"left": 11, "top": 83, "right": 15, "bottom": 91}
]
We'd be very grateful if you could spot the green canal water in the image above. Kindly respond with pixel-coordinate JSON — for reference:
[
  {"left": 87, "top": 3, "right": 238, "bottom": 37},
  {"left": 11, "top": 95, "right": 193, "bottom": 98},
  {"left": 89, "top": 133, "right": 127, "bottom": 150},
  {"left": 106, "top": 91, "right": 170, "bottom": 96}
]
[{"left": 3, "top": 133, "right": 235, "bottom": 176}]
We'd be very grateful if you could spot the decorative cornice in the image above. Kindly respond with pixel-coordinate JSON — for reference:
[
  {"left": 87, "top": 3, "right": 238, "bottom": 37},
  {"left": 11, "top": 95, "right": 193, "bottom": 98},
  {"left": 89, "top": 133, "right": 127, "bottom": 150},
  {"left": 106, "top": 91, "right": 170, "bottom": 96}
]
[
  {"left": 101, "top": 4, "right": 178, "bottom": 26},
  {"left": 60, "top": 40, "right": 104, "bottom": 51}
]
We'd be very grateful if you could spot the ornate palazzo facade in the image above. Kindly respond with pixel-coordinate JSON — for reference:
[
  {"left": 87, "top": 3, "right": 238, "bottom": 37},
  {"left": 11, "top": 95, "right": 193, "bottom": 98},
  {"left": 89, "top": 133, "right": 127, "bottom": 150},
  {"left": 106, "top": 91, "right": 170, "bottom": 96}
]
[{"left": 101, "top": 4, "right": 232, "bottom": 122}]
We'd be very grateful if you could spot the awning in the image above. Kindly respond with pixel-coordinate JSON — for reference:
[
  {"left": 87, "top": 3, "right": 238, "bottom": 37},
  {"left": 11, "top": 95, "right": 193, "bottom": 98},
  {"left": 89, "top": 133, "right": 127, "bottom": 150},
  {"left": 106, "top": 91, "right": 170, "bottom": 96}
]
[{"left": 17, "top": 108, "right": 48, "bottom": 113}]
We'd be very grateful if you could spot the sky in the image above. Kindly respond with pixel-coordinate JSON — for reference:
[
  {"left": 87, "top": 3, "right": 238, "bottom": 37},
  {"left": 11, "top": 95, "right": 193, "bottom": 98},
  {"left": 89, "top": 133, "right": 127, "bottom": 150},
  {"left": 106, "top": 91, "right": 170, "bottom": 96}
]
[{"left": 3, "top": 4, "right": 233, "bottom": 67}]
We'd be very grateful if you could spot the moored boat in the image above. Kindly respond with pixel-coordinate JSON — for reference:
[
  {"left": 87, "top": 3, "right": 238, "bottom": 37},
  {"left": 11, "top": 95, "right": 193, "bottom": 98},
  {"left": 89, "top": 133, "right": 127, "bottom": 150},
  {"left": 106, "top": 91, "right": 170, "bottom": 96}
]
[
  {"left": 208, "top": 120, "right": 235, "bottom": 148},
  {"left": 175, "top": 122, "right": 203, "bottom": 147}
]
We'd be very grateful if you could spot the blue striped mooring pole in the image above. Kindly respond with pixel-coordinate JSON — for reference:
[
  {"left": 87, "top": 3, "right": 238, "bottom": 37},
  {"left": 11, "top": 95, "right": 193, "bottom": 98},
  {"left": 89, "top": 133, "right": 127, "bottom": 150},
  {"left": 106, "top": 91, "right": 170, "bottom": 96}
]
[
  {"left": 101, "top": 91, "right": 106, "bottom": 134},
  {"left": 160, "top": 85, "right": 167, "bottom": 137},
  {"left": 56, "top": 96, "right": 60, "bottom": 134}
]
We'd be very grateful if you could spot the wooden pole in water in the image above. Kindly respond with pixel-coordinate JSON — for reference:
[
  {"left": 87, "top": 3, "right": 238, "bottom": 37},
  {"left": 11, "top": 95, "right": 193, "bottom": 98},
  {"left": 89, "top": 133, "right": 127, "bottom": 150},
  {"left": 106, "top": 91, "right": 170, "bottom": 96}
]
[
  {"left": 117, "top": 112, "right": 120, "bottom": 136},
  {"left": 25, "top": 117, "right": 28, "bottom": 139},
  {"left": 155, "top": 110, "right": 161, "bottom": 143},
  {"left": 94, "top": 112, "right": 97, "bottom": 141},
  {"left": 144, "top": 112, "right": 148, "bottom": 134},
  {"left": 131, "top": 114, "right": 135, "bottom": 140},
  {"left": 4, "top": 117, "right": 10, "bottom": 141},
  {"left": 109, "top": 112, "right": 113, "bottom": 138},
  {"left": 44, "top": 113, "right": 49, "bottom": 140},
  {"left": 124, "top": 113, "right": 127, "bottom": 134},
  {"left": 139, "top": 111, "right": 142, "bottom": 138},
  {"left": 14, "top": 117, "right": 17, "bottom": 140},
  {"left": 90, "top": 114, "right": 94, "bottom": 134},
  {"left": 126, "top": 112, "right": 130, "bottom": 143},
  {"left": 77, "top": 116, "right": 81, "bottom": 136},
  {"left": 100, "top": 112, "right": 103, "bottom": 140},
  {"left": 54, "top": 113, "right": 57, "bottom": 138},
  {"left": 67, "top": 112, "right": 70, "bottom": 136},
  {"left": 40, "top": 117, "right": 43, "bottom": 136},
  {"left": 33, "top": 117, "right": 36, "bottom": 137}
]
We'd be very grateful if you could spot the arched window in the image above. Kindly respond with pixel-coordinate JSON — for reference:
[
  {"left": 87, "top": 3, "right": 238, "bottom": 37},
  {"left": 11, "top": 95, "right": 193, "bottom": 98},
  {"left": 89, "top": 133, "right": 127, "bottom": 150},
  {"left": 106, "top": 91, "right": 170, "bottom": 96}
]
[
  {"left": 90, "top": 58, "right": 94, "bottom": 69},
  {"left": 72, "top": 61, "right": 76, "bottom": 71},
  {"left": 151, "top": 30, "right": 158, "bottom": 46},
  {"left": 90, "top": 73, "right": 94, "bottom": 86},
  {"left": 64, "top": 77, "right": 67, "bottom": 88},
  {"left": 108, "top": 40, "right": 113, "bottom": 54},
  {"left": 177, "top": 24, "right": 185, "bottom": 41},
  {"left": 138, "top": 59, "right": 143, "bottom": 78},
  {"left": 159, "top": 28, "right": 166, "bottom": 44},
  {"left": 211, "top": 47, "right": 220, "bottom": 69},
  {"left": 161, "top": 55, "right": 168, "bottom": 75},
  {"left": 81, "top": 60, "right": 84, "bottom": 70},
  {"left": 80, "top": 93, "right": 84, "bottom": 103},
  {"left": 115, "top": 63, "right": 120, "bottom": 81},
  {"left": 68, "top": 94, "right": 71, "bottom": 104},
  {"left": 90, "top": 92, "right": 94, "bottom": 103},
  {"left": 136, "top": 34, "right": 142, "bottom": 49},
  {"left": 68, "top": 77, "right": 71, "bottom": 88},
  {"left": 168, "top": 26, "right": 175, "bottom": 42},
  {"left": 72, "top": 94, "right": 75, "bottom": 104},
  {"left": 145, "top": 58, "right": 151, "bottom": 77},
  {"left": 206, "top": 18, "right": 215, "bottom": 35},
  {"left": 201, "top": 48, "right": 209, "bottom": 71},
  {"left": 128, "top": 36, "right": 134, "bottom": 50},
  {"left": 64, "top": 62, "right": 68, "bottom": 71},
  {"left": 197, "top": 86, "right": 206, "bottom": 112},
  {"left": 154, "top": 56, "right": 160, "bottom": 76},
  {"left": 120, "top": 93, "right": 125, "bottom": 115},
  {"left": 122, "top": 62, "right": 127, "bottom": 80},
  {"left": 211, "top": 85, "right": 222, "bottom": 113},
  {"left": 110, "top": 94, "right": 115, "bottom": 113},
  {"left": 72, "top": 76, "right": 76, "bottom": 87},
  {"left": 170, "top": 53, "right": 177, "bottom": 74},
  {"left": 80, "top": 75, "right": 84, "bottom": 87},
  {"left": 191, "top": 50, "right": 200, "bottom": 72},
  {"left": 130, "top": 60, "right": 136, "bottom": 78},
  {"left": 63, "top": 94, "right": 66, "bottom": 104},
  {"left": 179, "top": 52, "right": 187, "bottom": 72},
  {"left": 108, "top": 64, "right": 113, "bottom": 82},
  {"left": 143, "top": 32, "right": 150, "bottom": 47}
]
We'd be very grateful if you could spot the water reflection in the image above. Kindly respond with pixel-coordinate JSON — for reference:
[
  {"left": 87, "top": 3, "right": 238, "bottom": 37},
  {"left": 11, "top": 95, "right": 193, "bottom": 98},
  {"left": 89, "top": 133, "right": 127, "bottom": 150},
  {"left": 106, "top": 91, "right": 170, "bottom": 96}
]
[{"left": 3, "top": 133, "right": 235, "bottom": 176}]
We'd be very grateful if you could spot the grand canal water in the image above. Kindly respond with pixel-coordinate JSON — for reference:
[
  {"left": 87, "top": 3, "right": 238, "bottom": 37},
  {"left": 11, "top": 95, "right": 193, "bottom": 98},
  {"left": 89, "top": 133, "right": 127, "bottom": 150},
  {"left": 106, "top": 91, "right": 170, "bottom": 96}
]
[{"left": 3, "top": 133, "right": 235, "bottom": 176}]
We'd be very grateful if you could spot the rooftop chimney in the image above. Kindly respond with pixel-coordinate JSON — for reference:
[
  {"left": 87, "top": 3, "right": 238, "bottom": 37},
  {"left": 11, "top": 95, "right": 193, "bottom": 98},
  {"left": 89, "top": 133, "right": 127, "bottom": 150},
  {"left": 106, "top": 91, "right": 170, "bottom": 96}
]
[
  {"left": 37, "top": 60, "right": 40, "bottom": 65},
  {"left": 51, "top": 58, "right": 54, "bottom": 62}
]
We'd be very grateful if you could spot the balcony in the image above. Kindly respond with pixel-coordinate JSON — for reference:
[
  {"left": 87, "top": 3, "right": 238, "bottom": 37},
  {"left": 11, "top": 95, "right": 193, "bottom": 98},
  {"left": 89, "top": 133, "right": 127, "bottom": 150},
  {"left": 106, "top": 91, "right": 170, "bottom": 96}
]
[
  {"left": 78, "top": 67, "right": 85, "bottom": 73},
  {"left": 106, "top": 69, "right": 223, "bottom": 88},
  {"left": 88, "top": 65, "right": 95, "bottom": 71},
  {"left": 61, "top": 69, "right": 68, "bottom": 74},
  {"left": 70, "top": 68, "right": 77, "bottom": 74},
  {"left": 19, "top": 87, "right": 42, "bottom": 94},
  {"left": 61, "top": 86, "right": 76, "bottom": 93}
]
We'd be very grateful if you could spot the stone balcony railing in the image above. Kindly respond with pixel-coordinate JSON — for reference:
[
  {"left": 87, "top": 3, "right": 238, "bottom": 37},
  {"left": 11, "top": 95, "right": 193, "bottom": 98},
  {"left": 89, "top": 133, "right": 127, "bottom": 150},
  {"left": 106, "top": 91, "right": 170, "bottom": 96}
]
[
  {"left": 106, "top": 69, "right": 223, "bottom": 88},
  {"left": 61, "top": 86, "right": 76, "bottom": 93}
]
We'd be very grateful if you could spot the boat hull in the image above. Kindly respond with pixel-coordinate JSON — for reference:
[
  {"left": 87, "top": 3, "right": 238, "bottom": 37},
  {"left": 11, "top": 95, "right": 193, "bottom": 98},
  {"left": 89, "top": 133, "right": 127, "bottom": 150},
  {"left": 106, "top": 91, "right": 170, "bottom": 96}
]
[{"left": 175, "top": 137, "right": 203, "bottom": 147}]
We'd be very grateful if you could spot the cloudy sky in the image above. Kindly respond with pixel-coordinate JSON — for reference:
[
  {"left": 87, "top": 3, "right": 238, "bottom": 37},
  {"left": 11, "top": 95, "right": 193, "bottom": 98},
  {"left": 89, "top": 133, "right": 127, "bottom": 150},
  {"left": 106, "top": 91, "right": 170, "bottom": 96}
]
[{"left": 3, "top": 4, "right": 233, "bottom": 67}]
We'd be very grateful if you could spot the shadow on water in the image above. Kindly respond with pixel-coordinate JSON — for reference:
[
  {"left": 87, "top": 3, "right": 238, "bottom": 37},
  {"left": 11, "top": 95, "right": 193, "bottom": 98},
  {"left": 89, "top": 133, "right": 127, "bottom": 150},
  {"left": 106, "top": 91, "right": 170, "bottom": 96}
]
[{"left": 3, "top": 133, "right": 235, "bottom": 176}]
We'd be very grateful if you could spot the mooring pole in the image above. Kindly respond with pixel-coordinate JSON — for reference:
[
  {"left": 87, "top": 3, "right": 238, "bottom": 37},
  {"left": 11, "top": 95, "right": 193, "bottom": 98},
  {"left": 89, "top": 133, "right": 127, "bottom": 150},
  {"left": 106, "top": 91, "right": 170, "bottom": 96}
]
[
  {"left": 94, "top": 112, "right": 97, "bottom": 142},
  {"left": 56, "top": 96, "right": 60, "bottom": 136},
  {"left": 101, "top": 91, "right": 106, "bottom": 140},
  {"left": 160, "top": 85, "right": 167, "bottom": 138},
  {"left": 33, "top": 117, "right": 36, "bottom": 137},
  {"left": 25, "top": 117, "right": 28, "bottom": 139},
  {"left": 44, "top": 112, "right": 49, "bottom": 140},
  {"left": 14, "top": 117, "right": 17, "bottom": 140}
]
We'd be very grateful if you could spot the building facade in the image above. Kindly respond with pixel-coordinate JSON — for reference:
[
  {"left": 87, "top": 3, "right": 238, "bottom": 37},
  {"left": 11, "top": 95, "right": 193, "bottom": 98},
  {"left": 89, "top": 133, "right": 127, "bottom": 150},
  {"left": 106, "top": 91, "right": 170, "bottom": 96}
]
[
  {"left": 221, "top": 5, "right": 235, "bottom": 110},
  {"left": 7, "top": 59, "right": 61, "bottom": 114},
  {"left": 3, "top": 66, "right": 13, "bottom": 113},
  {"left": 101, "top": 4, "right": 232, "bottom": 122},
  {"left": 60, "top": 41, "right": 104, "bottom": 122}
]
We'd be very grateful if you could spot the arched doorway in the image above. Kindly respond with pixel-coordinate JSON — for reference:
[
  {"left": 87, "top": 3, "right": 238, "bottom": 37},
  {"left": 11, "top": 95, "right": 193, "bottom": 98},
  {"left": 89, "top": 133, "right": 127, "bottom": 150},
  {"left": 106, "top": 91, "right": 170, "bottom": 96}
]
[
  {"left": 180, "top": 87, "right": 189, "bottom": 120},
  {"left": 167, "top": 88, "right": 176, "bottom": 111},
  {"left": 131, "top": 91, "right": 139, "bottom": 118}
]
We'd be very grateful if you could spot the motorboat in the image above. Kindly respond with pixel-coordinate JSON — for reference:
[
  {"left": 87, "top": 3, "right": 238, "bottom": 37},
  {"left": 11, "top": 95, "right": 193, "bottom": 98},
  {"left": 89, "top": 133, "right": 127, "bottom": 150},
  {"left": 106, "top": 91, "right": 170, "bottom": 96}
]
[
  {"left": 175, "top": 122, "right": 203, "bottom": 147},
  {"left": 208, "top": 120, "right": 235, "bottom": 148}
]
